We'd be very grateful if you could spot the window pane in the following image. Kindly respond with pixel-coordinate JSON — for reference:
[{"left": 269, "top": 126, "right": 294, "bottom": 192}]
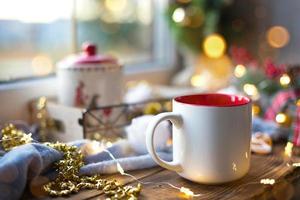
[
  {"left": 0, "top": 0, "right": 156, "bottom": 82},
  {"left": 75, "top": 0, "right": 154, "bottom": 64},
  {"left": 0, "top": 0, "right": 73, "bottom": 81}
]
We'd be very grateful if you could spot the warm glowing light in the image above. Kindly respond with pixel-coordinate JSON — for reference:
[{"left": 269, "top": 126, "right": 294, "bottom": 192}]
[
  {"left": 166, "top": 138, "right": 173, "bottom": 147},
  {"left": 180, "top": 187, "right": 194, "bottom": 198},
  {"left": 232, "top": 162, "right": 237, "bottom": 172},
  {"left": 276, "top": 113, "right": 287, "bottom": 124},
  {"left": 292, "top": 163, "right": 300, "bottom": 167},
  {"left": 252, "top": 104, "right": 261, "bottom": 116},
  {"left": 285, "top": 142, "right": 293, "bottom": 157},
  {"left": 172, "top": 8, "right": 185, "bottom": 23},
  {"left": 260, "top": 178, "right": 275, "bottom": 185},
  {"left": 245, "top": 152, "right": 249, "bottom": 159},
  {"left": 31, "top": 55, "right": 53, "bottom": 76},
  {"left": 203, "top": 34, "right": 226, "bottom": 58},
  {"left": 75, "top": 0, "right": 101, "bottom": 21},
  {"left": 106, "top": 141, "right": 113, "bottom": 148},
  {"left": 85, "top": 141, "right": 104, "bottom": 155},
  {"left": 117, "top": 163, "right": 125, "bottom": 175},
  {"left": 137, "top": 0, "right": 152, "bottom": 25},
  {"left": 190, "top": 74, "right": 205, "bottom": 87},
  {"left": 243, "top": 84, "right": 260, "bottom": 100},
  {"left": 103, "top": 148, "right": 203, "bottom": 199},
  {"left": 93, "top": 133, "right": 102, "bottom": 140},
  {"left": 267, "top": 26, "right": 290, "bottom": 48},
  {"left": 104, "top": 0, "right": 128, "bottom": 12},
  {"left": 0, "top": 0, "right": 72, "bottom": 23},
  {"left": 297, "top": 99, "right": 300, "bottom": 106},
  {"left": 101, "top": 0, "right": 134, "bottom": 23},
  {"left": 234, "top": 64, "right": 247, "bottom": 78},
  {"left": 279, "top": 73, "right": 291, "bottom": 86}
]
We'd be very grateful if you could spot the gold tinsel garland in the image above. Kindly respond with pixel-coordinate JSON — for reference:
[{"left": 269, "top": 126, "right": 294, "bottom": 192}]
[
  {"left": 0, "top": 124, "right": 141, "bottom": 199},
  {"left": 1, "top": 123, "right": 33, "bottom": 151}
]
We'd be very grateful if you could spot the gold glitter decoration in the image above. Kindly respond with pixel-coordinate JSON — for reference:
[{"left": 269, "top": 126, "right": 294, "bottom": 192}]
[
  {"left": 0, "top": 125, "right": 141, "bottom": 199},
  {"left": 1, "top": 123, "right": 32, "bottom": 151},
  {"left": 144, "top": 102, "right": 162, "bottom": 115},
  {"left": 43, "top": 142, "right": 141, "bottom": 198},
  {"left": 35, "top": 96, "right": 56, "bottom": 142}
]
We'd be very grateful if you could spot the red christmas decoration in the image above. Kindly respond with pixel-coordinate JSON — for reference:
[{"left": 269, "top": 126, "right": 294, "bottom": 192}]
[
  {"left": 264, "top": 58, "right": 286, "bottom": 79},
  {"left": 229, "top": 45, "right": 257, "bottom": 67}
]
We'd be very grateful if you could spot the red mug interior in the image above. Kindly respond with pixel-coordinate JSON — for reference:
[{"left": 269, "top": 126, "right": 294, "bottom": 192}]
[{"left": 174, "top": 93, "right": 250, "bottom": 107}]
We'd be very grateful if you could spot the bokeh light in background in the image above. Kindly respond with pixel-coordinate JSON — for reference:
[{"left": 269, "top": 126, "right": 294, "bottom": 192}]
[
  {"left": 104, "top": 0, "right": 128, "bottom": 12},
  {"left": 172, "top": 8, "right": 185, "bottom": 23},
  {"left": 76, "top": 0, "right": 152, "bottom": 25},
  {"left": 31, "top": 55, "right": 53, "bottom": 76},
  {"left": 75, "top": 0, "right": 100, "bottom": 21},
  {"left": 243, "top": 83, "right": 260, "bottom": 100},
  {"left": 267, "top": 26, "right": 290, "bottom": 48},
  {"left": 252, "top": 104, "right": 261, "bottom": 116},
  {"left": 203, "top": 34, "right": 226, "bottom": 59},
  {"left": 100, "top": 0, "right": 135, "bottom": 23},
  {"left": 279, "top": 73, "right": 291, "bottom": 87},
  {"left": 190, "top": 74, "right": 203, "bottom": 87},
  {"left": 136, "top": 0, "right": 152, "bottom": 25},
  {"left": 234, "top": 64, "right": 246, "bottom": 78},
  {"left": 275, "top": 112, "right": 287, "bottom": 124}
]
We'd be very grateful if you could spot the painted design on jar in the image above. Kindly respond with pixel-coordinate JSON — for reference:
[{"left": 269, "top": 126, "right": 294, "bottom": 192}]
[{"left": 74, "top": 81, "right": 88, "bottom": 107}]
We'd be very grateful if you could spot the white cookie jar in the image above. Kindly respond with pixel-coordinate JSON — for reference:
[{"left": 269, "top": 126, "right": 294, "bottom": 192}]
[{"left": 57, "top": 43, "right": 123, "bottom": 108}]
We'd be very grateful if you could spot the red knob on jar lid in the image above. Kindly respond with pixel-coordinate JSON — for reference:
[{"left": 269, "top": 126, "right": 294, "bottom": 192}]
[{"left": 83, "top": 42, "right": 97, "bottom": 56}]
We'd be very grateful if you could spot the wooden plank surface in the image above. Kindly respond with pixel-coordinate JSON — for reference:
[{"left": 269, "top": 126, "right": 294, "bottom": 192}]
[
  {"left": 25, "top": 144, "right": 300, "bottom": 200},
  {"left": 94, "top": 153, "right": 296, "bottom": 200}
]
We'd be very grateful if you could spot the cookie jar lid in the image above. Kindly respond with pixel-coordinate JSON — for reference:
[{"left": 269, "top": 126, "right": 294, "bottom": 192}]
[{"left": 58, "top": 42, "right": 118, "bottom": 69}]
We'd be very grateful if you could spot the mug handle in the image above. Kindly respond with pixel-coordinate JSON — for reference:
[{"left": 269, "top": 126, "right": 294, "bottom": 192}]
[{"left": 146, "top": 112, "right": 183, "bottom": 172}]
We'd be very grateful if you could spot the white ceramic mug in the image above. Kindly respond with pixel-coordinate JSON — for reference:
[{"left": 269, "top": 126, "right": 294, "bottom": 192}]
[{"left": 146, "top": 93, "right": 252, "bottom": 184}]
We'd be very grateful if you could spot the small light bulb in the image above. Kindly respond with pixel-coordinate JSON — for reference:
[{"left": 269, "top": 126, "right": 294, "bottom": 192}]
[
  {"left": 232, "top": 162, "right": 237, "bottom": 172},
  {"left": 275, "top": 113, "right": 287, "bottom": 124},
  {"left": 234, "top": 64, "right": 246, "bottom": 78},
  {"left": 279, "top": 73, "right": 291, "bottom": 86},
  {"left": 285, "top": 142, "right": 293, "bottom": 157},
  {"left": 106, "top": 141, "right": 113, "bottom": 148},
  {"left": 180, "top": 187, "right": 194, "bottom": 197},
  {"left": 292, "top": 163, "right": 300, "bottom": 167},
  {"left": 260, "top": 178, "right": 275, "bottom": 185},
  {"left": 117, "top": 163, "right": 125, "bottom": 175}
]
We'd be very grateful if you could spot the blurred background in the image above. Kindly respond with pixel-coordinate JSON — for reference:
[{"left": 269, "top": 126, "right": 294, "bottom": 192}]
[
  {"left": 0, "top": 0, "right": 299, "bottom": 82},
  {"left": 0, "top": 0, "right": 155, "bottom": 81}
]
